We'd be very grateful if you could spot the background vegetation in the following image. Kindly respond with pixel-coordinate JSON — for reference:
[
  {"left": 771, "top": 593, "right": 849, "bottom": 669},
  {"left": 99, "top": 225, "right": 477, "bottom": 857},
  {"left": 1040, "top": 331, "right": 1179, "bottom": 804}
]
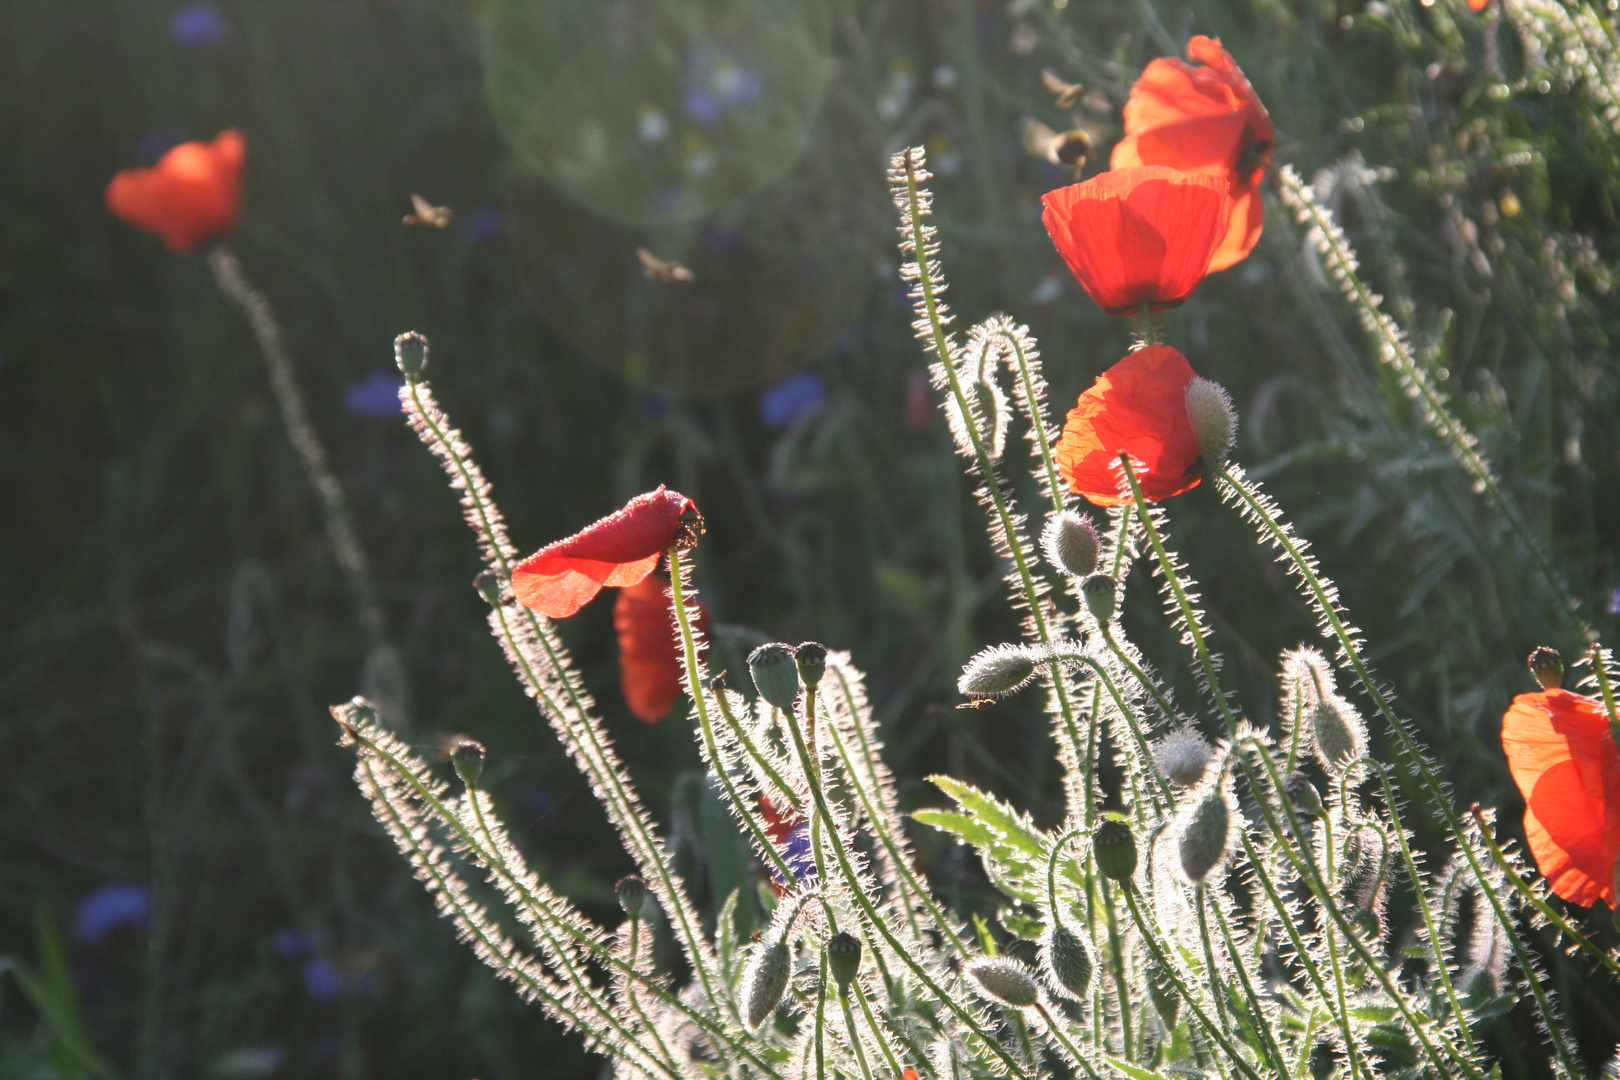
[{"left": 3, "top": 0, "right": 1618, "bottom": 1076}]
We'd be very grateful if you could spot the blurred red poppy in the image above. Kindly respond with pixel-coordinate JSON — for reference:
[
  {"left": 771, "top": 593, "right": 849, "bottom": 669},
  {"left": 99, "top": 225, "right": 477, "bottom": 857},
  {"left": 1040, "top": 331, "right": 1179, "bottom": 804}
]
[
  {"left": 1112, "top": 37, "right": 1273, "bottom": 272},
  {"left": 1501, "top": 688, "right": 1620, "bottom": 908},
  {"left": 614, "top": 574, "right": 710, "bottom": 723},
  {"left": 105, "top": 129, "right": 245, "bottom": 252},
  {"left": 1041, "top": 167, "right": 1231, "bottom": 316},
  {"left": 512, "top": 487, "right": 703, "bottom": 619},
  {"left": 1467, "top": 0, "right": 1489, "bottom": 10},
  {"left": 1054, "top": 345, "right": 1202, "bottom": 506}
]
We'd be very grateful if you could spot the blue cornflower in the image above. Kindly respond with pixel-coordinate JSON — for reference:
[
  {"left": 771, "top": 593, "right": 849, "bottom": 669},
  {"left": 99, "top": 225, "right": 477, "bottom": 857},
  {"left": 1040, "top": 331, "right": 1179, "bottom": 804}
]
[
  {"left": 75, "top": 883, "right": 151, "bottom": 942},
  {"left": 758, "top": 371, "right": 828, "bottom": 430}
]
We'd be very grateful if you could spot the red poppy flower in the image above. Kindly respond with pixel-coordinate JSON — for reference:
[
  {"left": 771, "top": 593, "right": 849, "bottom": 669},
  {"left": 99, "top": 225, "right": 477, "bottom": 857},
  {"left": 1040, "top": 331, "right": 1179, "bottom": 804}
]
[
  {"left": 1467, "top": 0, "right": 1489, "bottom": 11},
  {"left": 1111, "top": 37, "right": 1273, "bottom": 273},
  {"left": 1041, "top": 167, "right": 1232, "bottom": 316},
  {"left": 1053, "top": 345, "right": 1202, "bottom": 507},
  {"left": 105, "top": 129, "right": 245, "bottom": 253},
  {"left": 1501, "top": 688, "right": 1620, "bottom": 908},
  {"left": 614, "top": 574, "right": 710, "bottom": 723},
  {"left": 512, "top": 487, "right": 703, "bottom": 619}
]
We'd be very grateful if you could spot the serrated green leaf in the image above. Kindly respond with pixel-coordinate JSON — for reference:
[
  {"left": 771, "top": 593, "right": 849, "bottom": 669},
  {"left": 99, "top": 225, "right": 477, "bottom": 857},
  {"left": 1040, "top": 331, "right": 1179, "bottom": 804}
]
[{"left": 930, "top": 776, "right": 1047, "bottom": 856}]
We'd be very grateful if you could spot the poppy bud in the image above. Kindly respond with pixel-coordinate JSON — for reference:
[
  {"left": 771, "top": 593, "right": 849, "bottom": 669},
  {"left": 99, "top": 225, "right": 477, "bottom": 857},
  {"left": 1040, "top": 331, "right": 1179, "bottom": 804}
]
[
  {"left": 957, "top": 644, "right": 1042, "bottom": 699},
  {"left": 741, "top": 938, "right": 792, "bottom": 1028},
  {"left": 1284, "top": 772, "right": 1324, "bottom": 818},
  {"left": 1460, "top": 964, "right": 1498, "bottom": 1003},
  {"left": 1339, "top": 824, "right": 1388, "bottom": 912},
  {"left": 966, "top": 957, "right": 1039, "bottom": 1008},
  {"left": 1041, "top": 511, "right": 1100, "bottom": 579},
  {"left": 394, "top": 331, "right": 429, "bottom": 379},
  {"left": 473, "top": 569, "right": 505, "bottom": 607},
  {"left": 1146, "top": 955, "right": 1179, "bottom": 1028},
  {"left": 452, "top": 740, "right": 486, "bottom": 788},
  {"left": 794, "top": 643, "right": 828, "bottom": 691},
  {"left": 616, "top": 875, "right": 647, "bottom": 921},
  {"left": 1153, "top": 728, "right": 1213, "bottom": 788},
  {"left": 1082, "top": 575, "right": 1117, "bottom": 623},
  {"left": 1184, "top": 377, "right": 1236, "bottom": 468},
  {"left": 1178, "top": 784, "right": 1231, "bottom": 883},
  {"left": 1040, "top": 917, "right": 1094, "bottom": 1000},
  {"left": 1092, "top": 818, "right": 1137, "bottom": 882},
  {"left": 1311, "top": 697, "right": 1365, "bottom": 775},
  {"left": 748, "top": 644, "right": 802, "bottom": 711},
  {"left": 1527, "top": 646, "right": 1562, "bottom": 690},
  {"left": 825, "top": 931, "right": 861, "bottom": 994}
]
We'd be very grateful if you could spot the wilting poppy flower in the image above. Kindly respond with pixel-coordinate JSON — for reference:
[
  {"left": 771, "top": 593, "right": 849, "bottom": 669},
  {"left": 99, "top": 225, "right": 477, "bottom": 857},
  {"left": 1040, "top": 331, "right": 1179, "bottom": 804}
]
[
  {"left": 512, "top": 487, "right": 703, "bottom": 619},
  {"left": 105, "top": 129, "right": 244, "bottom": 252},
  {"left": 1112, "top": 37, "right": 1273, "bottom": 272},
  {"left": 614, "top": 574, "right": 711, "bottom": 723},
  {"left": 1041, "top": 166, "right": 1231, "bottom": 316},
  {"left": 1054, "top": 345, "right": 1202, "bottom": 506},
  {"left": 1501, "top": 688, "right": 1620, "bottom": 908}
]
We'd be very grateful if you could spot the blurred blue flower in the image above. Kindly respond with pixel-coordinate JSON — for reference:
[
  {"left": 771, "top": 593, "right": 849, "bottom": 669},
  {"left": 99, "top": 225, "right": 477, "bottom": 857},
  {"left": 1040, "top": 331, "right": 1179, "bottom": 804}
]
[
  {"left": 759, "top": 371, "right": 828, "bottom": 430},
  {"left": 272, "top": 927, "right": 322, "bottom": 959},
  {"left": 75, "top": 883, "right": 150, "bottom": 942},
  {"left": 170, "top": 3, "right": 226, "bottom": 48},
  {"left": 459, "top": 205, "right": 504, "bottom": 244},
  {"left": 1608, "top": 586, "right": 1620, "bottom": 615},
  {"left": 344, "top": 372, "right": 404, "bottom": 418},
  {"left": 777, "top": 823, "right": 816, "bottom": 884},
  {"left": 683, "top": 87, "right": 722, "bottom": 126},
  {"left": 302, "top": 958, "right": 341, "bottom": 1001}
]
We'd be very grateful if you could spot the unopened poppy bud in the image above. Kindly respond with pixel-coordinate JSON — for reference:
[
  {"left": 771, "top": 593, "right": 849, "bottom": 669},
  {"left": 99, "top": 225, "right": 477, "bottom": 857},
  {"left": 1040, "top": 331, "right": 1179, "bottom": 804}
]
[
  {"left": 616, "top": 875, "right": 647, "bottom": 921},
  {"left": 1091, "top": 818, "right": 1137, "bottom": 882},
  {"left": 748, "top": 644, "right": 801, "bottom": 711},
  {"left": 1042, "top": 511, "right": 1100, "bottom": 579},
  {"left": 452, "top": 739, "right": 486, "bottom": 788},
  {"left": 394, "top": 331, "right": 429, "bottom": 379},
  {"left": 1284, "top": 771, "right": 1324, "bottom": 818},
  {"left": 1527, "top": 646, "right": 1562, "bottom": 690},
  {"left": 1311, "top": 697, "right": 1364, "bottom": 775},
  {"left": 1146, "top": 956, "right": 1179, "bottom": 1028},
  {"left": 1339, "top": 824, "right": 1388, "bottom": 912},
  {"left": 966, "top": 957, "right": 1039, "bottom": 1008},
  {"left": 473, "top": 569, "right": 505, "bottom": 606},
  {"left": 1041, "top": 918, "right": 1094, "bottom": 1000},
  {"left": 1185, "top": 376, "right": 1236, "bottom": 467},
  {"left": 825, "top": 931, "right": 861, "bottom": 994},
  {"left": 741, "top": 938, "right": 792, "bottom": 1028},
  {"left": 958, "top": 644, "right": 1041, "bottom": 699},
  {"left": 1178, "top": 785, "right": 1231, "bottom": 883},
  {"left": 1154, "top": 728, "right": 1213, "bottom": 788},
  {"left": 1082, "top": 575, "right": 1117, "bottom": 623},
  {"left": 794, "top": 643, "right": 828, "bottom": 691},
  {"left": 1460, "top": 964, "right": 1498, "bottom": 1003}
]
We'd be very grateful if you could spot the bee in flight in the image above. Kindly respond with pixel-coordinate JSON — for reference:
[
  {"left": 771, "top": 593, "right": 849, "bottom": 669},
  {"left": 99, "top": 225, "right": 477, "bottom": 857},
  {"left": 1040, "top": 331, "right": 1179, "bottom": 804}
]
[
  {"left": 1022, "top": 119, "right": 1096, "bottom": 179},
  {"left": 402, "top": 194, "right": 452, "bottom": 228},
  {"left": 637, "top": 247, "right": 695, "bottom": 283}
]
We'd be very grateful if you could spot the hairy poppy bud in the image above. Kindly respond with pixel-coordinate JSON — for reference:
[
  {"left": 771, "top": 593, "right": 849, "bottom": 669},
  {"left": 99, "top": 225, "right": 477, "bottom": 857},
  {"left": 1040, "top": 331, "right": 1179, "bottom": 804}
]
[
  {"left": 748, "top": 644, "right": 801, "bottom": 711},
  {"left": 1092, "top": 818, "right": 1137, "bottom": 882},
  {"left": 1146, "top": 955, "right": 1179, "bottom": 1028},
  {"left": 616, "top": 875, "right": 647, "bottom": 921},
  {"left": 1041, "top": 917, "right": 1094, "bottom": 1000},
  {"left": 1339, "top": 823, "right": 1388, "bottom": 912},
  {"left": 452, "top": 739, "right": 486, "bottom": 788},
  {"left": 394, "top": 331, "right": 429, "bottom": 379},
  {"left": 1527, "top": 646, "right": 1562, "bottom": 690},
  {"left": 741, "top": 938, "right": 791, "bottom": 1028},
  {"left": 1154, "top": 728, "right": 1213, "bottom": 788},
  {"left": 1284, "top": 772, "right": 1324, "bottom": 818},
  {"left": 825, "top": 931, "right": 861, "bottom": 994},
  {"left": 1082, "top": 575, "right": 1117, "bottom": 623},
  {"left": 1178, "top": 785, "right": 1231, "bottom": 883},
  {"left": 966, "top": 957, "right": 1039, "bottom": 1008},
  {"left": 958, "top": 644, "right": 1042, "bottom": 699},
  {"left": 794, "top": 643, "right": 828, "bottom": 691},
  {"left": 473, "top": 569, "right": 505, "bottom": 607},
  {"left": 1042, "top": 511, "right": 1100, "bottom": 579},
  {"left": 1184, "top": 376, "right": 1236, "bottom": 468},
  {"left": 1311, "top": 697, "right": 1365, "bottom": 775}
]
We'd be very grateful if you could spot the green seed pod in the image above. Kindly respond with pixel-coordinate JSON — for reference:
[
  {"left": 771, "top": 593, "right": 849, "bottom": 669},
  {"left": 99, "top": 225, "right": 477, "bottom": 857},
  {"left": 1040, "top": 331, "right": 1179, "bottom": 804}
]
[
  {"left": 741, "top": 938, "right": 792, "bottom": 1028},
  {"left": 1040, "top": 918, "right": 1094, "bottom": 1001},
  {"left": 957, "top": 644, "right": 1040, "bottom": 699},
  {"left": 1527, "top": 646, "right": 1563, "bottom": 690},
  {"left": 1091, "top": 818, "right": 1137, "bottom": 882},
  {"left": 1178, "top": 785, "right": 1231, "bottom": 883},
  {"left": 472, "top": 569, "right": 505, "bottom": 607},
  {"left": 966, "top": 957, "right": 1039, "bottom": 1008},
  {"left": 1184, "top": 376, "right": 1237, "bottom": 468},
  {"left": 1284, "top": 772, "right": 1324, "bottom": 818},
  {"left": 452, "top": 740, "right": 486, "bottom": 788},
  {"left": 1081, "top": 575, "right": 1117, "bottom": 624},
  {"left": 1311, "top": 697, "right": 1364, "bottom": 775},
  {"left": 394, "top": 331, "right": 429, "bottom": 379},
  {"left": 794, "top": 642, "right": 828, "bottom": 691},
  {"left": 748, "top": 643, "right": 802, "bottom": 711},
  {"left": 615, "top": 875, "right": 647, "bottom": 921},
  {"left": 825, "top": 931, "right": 862, "bottom": 994},
  {"left": 1042, "top": 511, "right": 1100, "bottom": 579}
]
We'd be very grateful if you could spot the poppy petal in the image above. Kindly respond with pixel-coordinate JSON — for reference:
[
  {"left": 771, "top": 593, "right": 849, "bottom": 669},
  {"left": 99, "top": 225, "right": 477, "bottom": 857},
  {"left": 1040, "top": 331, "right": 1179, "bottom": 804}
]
[
  {"left": 1054, "top": 345, "right": 1203, "bottom": 506},
  {"left": 614, "top": 574, "right": 709, "bottom": 723},
  {"left": 105, "top": 129, "right": 244, "bottom": 252}
]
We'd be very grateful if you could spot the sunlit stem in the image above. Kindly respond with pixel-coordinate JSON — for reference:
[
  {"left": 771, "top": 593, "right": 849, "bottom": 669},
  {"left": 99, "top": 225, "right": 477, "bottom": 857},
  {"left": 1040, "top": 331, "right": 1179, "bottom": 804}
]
[
  {"left": 815, "top": 954, "right": 829, "bottom": 1080},
  {"left": 1208, "top": 891, "right": 1289, "bottom": 1077},
  {"left": 712, "top": 680, "right": 802, "bottom": 816},
  {"left": 1588, "top": 644, "right": 1620, "bottom": 750},
  {"left": 1034, "top": 1002, "right": 1105, "bottom": 1080},
  {"left": 622, "top": 912, "right": 680, "bottom": 1072},
  {"left": 1192, "top": 887, "right": 1233, "bottom": 1043},
  {"left": 1047, "top": 645, "right": 1173, "bottom": 811},
  {"left": 854, "top": 984, "right": 904, "bottom": 1078},
  {"left": 995, "top": 328, "right": 1066, "bottom": 516},
  {"left": 1137, "top": 305, "right": 1160, "bottom": 347},
  {"left": 840, "top": 990, "right": 877, "bottom": 1080},
  {"left": 1097, "top": 877, "right": 1133, "bottom": 1060}
]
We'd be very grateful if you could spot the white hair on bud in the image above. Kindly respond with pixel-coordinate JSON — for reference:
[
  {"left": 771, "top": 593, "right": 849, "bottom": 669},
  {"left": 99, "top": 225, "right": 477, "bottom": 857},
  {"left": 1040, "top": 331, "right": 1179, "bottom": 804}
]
[
  {"left": 958, "top": 643, "right": 1047, "bottom": 698},
  {"left": 1154, "top": 727, "right": 1214, "bottom": 788},
  {"left": 1185, "top": 377, "right": 1237, "bottom": 467},
  {"left": 1041, "top": 510, "right": 1100, "bottom": 579}
]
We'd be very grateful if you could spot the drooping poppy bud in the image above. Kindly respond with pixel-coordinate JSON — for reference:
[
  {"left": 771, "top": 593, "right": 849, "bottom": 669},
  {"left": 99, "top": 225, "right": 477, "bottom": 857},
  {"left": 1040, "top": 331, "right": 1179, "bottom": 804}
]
[
  {"left": 1285, "top": 771, "right": 1324, "bottom": 818},
  {"left": 452, "top": 740, "right": 485, "bottom": 788},
  {"left": 105, "top": 129, "right": 245, "bottom": 252},
  {"left": 1112, "top": 37, "right": 1274, "bottom": 272},
  {"left": 1178, "top": 782, "right": 1232, "bottom": 883},
  {"left": 825, "top": 931, "right": 862, "bottom": 994},
  {"left": 966, "top": 957, "right": 1040, "bottom": 1008},
  {"left": 1154, "top": 728, "right": 1213, "bottom": 788},
  {"left": 1040, "top": 916, "right": 1094, "bottom": 1000},
  {"left": 1311, "top": 696, "right": 1365, "bottom": 775},
  {"left": 1054, "top": 346, "right": 1204, "bottom": 507},
  {"left": 1042, "top": 510, "right": 1100, "bottom": 579},
  {"left": 511, "top": 488, "right": 702, "bottom": 619},
  {"left": 958, "top": 644, "right": 1042, "bottom": 699},
  {"left": 748, "top": 644, "right": 802, "bottom": 711},
  {"left": 1185, "top": 376, "right": 1237, "bottom": 468},
  {"left": 742, "top": 937, "right": 791, "bottom": 1028},
  {"left": 1041, "top": 166, "right": 1231, "bottom": 315},
  {"left": 1092, "top": 818, "right": 1138, "bottom": 882},
  {"left": 614, "top": 575, "right": 710, "bottom": 723}
]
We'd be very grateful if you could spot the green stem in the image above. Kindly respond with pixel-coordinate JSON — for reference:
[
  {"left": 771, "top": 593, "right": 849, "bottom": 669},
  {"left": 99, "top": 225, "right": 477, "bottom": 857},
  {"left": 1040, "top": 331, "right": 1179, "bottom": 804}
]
[{"left": 842, "top": 992, "right": 876, "bottom": 1080}]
